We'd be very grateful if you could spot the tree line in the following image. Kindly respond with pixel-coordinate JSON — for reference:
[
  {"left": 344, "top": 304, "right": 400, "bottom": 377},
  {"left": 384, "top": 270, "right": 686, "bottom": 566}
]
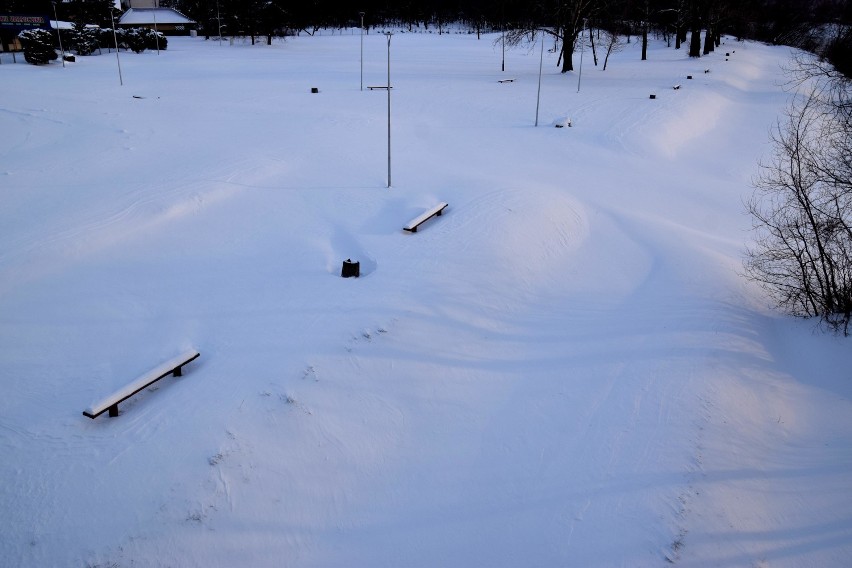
[{"left": 3, "top": 0, "right": 850, "bottom": 73}]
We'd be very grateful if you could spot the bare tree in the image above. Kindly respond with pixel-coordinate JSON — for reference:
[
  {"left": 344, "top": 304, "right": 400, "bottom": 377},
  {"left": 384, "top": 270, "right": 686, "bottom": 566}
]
[
  {"left": 745, "top": 58, "right": 852, "bottom": 333},
  {"left": 501, "top": 0, "right": 597, "bottom": 73},
  {"left": 601, "top": 28, "right": 623, "bottom": 70}
]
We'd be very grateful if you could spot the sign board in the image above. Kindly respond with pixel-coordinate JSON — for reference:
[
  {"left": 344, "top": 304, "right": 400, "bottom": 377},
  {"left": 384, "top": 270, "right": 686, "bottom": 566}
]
[{"left": 0, "top": 14, "right": 51, "bottom": 32}]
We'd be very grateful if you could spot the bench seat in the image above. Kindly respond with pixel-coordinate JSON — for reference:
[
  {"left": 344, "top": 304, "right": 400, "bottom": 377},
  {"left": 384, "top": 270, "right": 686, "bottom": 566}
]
[
  {"left": 83, "top": 350, "right": 200, "bottom": 419},
  {"left": 404, "top": 202, "right": 448, "bottom": 233}
]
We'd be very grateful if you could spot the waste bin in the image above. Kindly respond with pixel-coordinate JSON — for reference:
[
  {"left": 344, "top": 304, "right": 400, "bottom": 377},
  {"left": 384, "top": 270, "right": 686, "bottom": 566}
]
[{"left": 341, "top": 259, "right": 360, "bottom": 278}]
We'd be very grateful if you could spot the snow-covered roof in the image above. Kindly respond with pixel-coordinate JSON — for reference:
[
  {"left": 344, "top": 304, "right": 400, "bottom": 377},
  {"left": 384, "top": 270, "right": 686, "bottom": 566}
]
[
  {"left": 49, "top": 20, "right": 100, "bottom": 30},
  {"left": 118, "top": 8, "right": 195, "bottom": 26},
  {"left": 49, "top": 19, "right": 74, "bottom": 30}
]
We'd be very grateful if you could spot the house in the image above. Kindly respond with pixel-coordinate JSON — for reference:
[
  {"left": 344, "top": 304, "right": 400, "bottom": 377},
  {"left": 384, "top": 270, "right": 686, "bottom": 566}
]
[{"left": 117, "top": 6, "right": 196, "bottom": 36}]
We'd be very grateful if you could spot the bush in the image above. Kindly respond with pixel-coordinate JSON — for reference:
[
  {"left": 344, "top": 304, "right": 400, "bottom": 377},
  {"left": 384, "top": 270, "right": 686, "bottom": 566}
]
[
  {"left": 823, "top": 27, "right": 852, "bottom": 78},
  {"left": 746, "top": 58, "right": 852, "bottom": 333},
  {"left": 122, "top": 28, "right": 168, "bottom": 53},
  {"left": 18, "top": 29, "right": 58, "bottom": 65},
  {"left": 98, "top": 28, "right": 127, "bottom": 50},
  {"left": 124, "top": 28, "right": 147, "bottom": 52},
  {"left": 73, "top": 24, "right": 100, "bottom": 56},
  {"left": 58, "top": 28, "right": 74, "bottom": 52},
  {"left": 145, "top": 29, "right": 167, "bottom": 51}
]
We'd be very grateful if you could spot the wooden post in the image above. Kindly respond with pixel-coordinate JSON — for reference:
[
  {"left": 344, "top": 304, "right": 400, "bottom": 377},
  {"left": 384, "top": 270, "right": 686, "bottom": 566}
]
[{"left": 109, "top": 404, "right": 119, "bottom": 417}]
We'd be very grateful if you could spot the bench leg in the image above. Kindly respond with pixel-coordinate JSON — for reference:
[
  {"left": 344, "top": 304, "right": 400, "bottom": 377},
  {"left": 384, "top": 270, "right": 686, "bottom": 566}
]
[
  {"left": 108, "top": 404, "right": 119, "bottom": 417},
  {"left": 173, "top": 365, "right": 182, "bottom": 377}
]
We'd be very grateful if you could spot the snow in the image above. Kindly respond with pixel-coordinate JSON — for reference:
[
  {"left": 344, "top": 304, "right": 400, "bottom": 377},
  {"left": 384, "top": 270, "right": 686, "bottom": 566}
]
[
  {"left": 1, "top": 31, "right": 851, "bottom": 567},
  {"left": 118, "top": 8, "right": 195, "bottom": 26}
]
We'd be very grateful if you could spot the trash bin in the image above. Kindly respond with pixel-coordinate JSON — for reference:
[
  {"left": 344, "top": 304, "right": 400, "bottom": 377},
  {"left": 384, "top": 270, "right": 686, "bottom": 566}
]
[{"left": 341, "top": 259, "right": 360, "bottom": 278}]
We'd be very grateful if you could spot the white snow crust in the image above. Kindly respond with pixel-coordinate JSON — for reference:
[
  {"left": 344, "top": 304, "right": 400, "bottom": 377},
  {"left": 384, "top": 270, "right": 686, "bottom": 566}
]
[{"left": 1, "top": 30, "right": 851, "bottom": 568}]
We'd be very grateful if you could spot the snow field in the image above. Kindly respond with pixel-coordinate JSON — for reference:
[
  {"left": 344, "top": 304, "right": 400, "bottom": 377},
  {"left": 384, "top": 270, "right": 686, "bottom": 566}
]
[{"left": 1, "top": 31, "right": 851, "bottom": 567}]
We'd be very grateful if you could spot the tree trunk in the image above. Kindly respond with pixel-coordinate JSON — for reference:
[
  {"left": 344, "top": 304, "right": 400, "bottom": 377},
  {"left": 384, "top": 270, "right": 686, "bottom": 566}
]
[
  {"left": 688, "top": 0, "right": 702, "bottom": 57},
  {"left": 560, "top": 37, "right": 574, "bottom": 72},
  {"left": 590, "top": 26, "right": 598, "bottom": 66},
  {"left": 689, "top": 29, "right": 701, "bottom": 57},
  {"left": 703, "top": 5, "right": 715, "bottom": 56},
  {"left": 560, "top": 11, "right": 578, "bottom": 73},
  {"left": 675, "top": 0, "right": 687, "bottom": 48}
]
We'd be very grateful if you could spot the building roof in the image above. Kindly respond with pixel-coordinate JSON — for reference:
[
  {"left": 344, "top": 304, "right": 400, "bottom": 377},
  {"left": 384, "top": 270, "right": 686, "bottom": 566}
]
[{"left": 118, "top": 8, "right": 195, "bottom": 26}]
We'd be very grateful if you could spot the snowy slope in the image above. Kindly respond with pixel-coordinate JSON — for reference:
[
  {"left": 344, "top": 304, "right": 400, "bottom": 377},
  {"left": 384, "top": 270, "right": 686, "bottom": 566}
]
[{"left": 1, "top": 31, "right": 851, "bottom": 567}]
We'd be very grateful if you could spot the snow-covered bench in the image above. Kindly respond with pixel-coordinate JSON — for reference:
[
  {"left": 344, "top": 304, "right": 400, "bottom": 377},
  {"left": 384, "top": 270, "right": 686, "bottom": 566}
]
[
  {"left": 403, "top": 202, "right": 448, "bottom": 233},
  {"left": 83, "top": 350, "right": 200, "bottom": 419},
  {"left": 673, "top": 84, "right": 681, "bottom": 90}
]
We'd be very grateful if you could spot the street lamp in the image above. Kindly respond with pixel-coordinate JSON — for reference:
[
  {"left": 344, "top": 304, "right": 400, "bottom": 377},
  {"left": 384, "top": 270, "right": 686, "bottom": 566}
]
[
  {"left": 535, "top": 31, "right": 544, "bottom": 126},
  {"left": 152, "top": 0, "right": 160, "bottom": 54},
  {"left": 359, "top": 12, "right": 365, "bottom": 91},
  {"left": 51, "top": 2, "right": 65, "bottom": 68},
  {"left": 216, "top": 0, "right": 222, "bottom": 46},
  {"left": 385, "top": 32, "right": 392, "bottom": 188},
  {"left": 577, "top": 19, "right": 587, "bottom": 93},
  {"left": 501, "top": 19, "right": 505, "bottom": 72},
  {"left": 109, "top": 8, "right": 123, "bottom": 85}
]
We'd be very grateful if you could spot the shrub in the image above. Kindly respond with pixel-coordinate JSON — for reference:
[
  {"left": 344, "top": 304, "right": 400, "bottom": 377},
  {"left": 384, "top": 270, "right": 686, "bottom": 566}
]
[
  {"left": 98, "top": 27, "right": 119, "bottom": 49},
  {"left": 746, "top": 59, "right": 852, "bottom": 333},
  {"left": 122, "top": 28, "right": 168, "bottom": 53},
  {"left": 73, "top": 24, "right": 100, "bottom": 56},
  {"left": 18, "top": 29, "right": 58, "bottom": 65},
  {"left": 145, "top": 29, "right": 167, "bottom": 51},
  {"left": 124, "top": 28, "right": 145, "bottom": 52}
]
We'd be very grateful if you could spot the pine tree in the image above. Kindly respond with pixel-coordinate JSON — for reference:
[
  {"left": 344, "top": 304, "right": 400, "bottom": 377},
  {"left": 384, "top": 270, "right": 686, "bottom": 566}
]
[{"left": 18, "top": 28, "right": 58, "bottom": 65}]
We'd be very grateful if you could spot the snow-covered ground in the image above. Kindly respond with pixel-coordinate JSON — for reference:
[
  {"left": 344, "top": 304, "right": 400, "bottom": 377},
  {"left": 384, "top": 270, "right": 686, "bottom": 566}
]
[{"left": 2, "top": 31, "right": 851, "bottom": 567}]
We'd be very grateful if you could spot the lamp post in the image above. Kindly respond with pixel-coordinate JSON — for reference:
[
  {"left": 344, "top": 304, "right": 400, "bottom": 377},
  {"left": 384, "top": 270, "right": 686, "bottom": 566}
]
[
  {"left": 151, "top": 0, "right": 160, "bottom": 55},
  {"left": 109, "top": 8, "right": 123, "bottom": 85},
  {"left": 577, "top": 19, "right": 587, "bottom": 93},
  {"left": 152, "top": 0, "right": 160, "bottom": 54},
  {"left": 501, "top": 19, "right": 505, "bottom": 72},
  {"left": 51, "top": 2, "right": 65, "bottom": 68},
  {"left": 359, "top": 12, "right": 365, "bottom": 91},
  {"left": 535, "top": 31, "right": 544, "bottom": 126},
  {"left": 216, "top": 0, "right": 222, "bottom": 46},
  {"left": 385, "top": 32, "right": 392, "bottom": 188}
]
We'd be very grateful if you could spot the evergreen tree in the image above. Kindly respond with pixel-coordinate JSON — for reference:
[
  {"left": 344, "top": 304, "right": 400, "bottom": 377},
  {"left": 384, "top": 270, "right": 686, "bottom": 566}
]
[
  {"left": 18, "top": 27, "right": 57, "bottom": 64},
  {"left": 72, "top": 22, "right": 98, "bottom": 55}
]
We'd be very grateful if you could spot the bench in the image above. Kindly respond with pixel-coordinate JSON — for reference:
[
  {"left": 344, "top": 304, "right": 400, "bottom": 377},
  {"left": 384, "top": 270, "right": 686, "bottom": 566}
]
[
  {"left": 673, "top": 84, "right": 681, "bottom": 90},
  {"left": 83, "top": 350, "right": 200, "bottom": 419},
  {"left": 403, "top": 202, "right": 448, "bottom": 233},
  {"left": 368, "top": 86, "right": 392, "bottom": 90},
  {"left": 498, "top": 79, "right": 515, "bottom": 83}
]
